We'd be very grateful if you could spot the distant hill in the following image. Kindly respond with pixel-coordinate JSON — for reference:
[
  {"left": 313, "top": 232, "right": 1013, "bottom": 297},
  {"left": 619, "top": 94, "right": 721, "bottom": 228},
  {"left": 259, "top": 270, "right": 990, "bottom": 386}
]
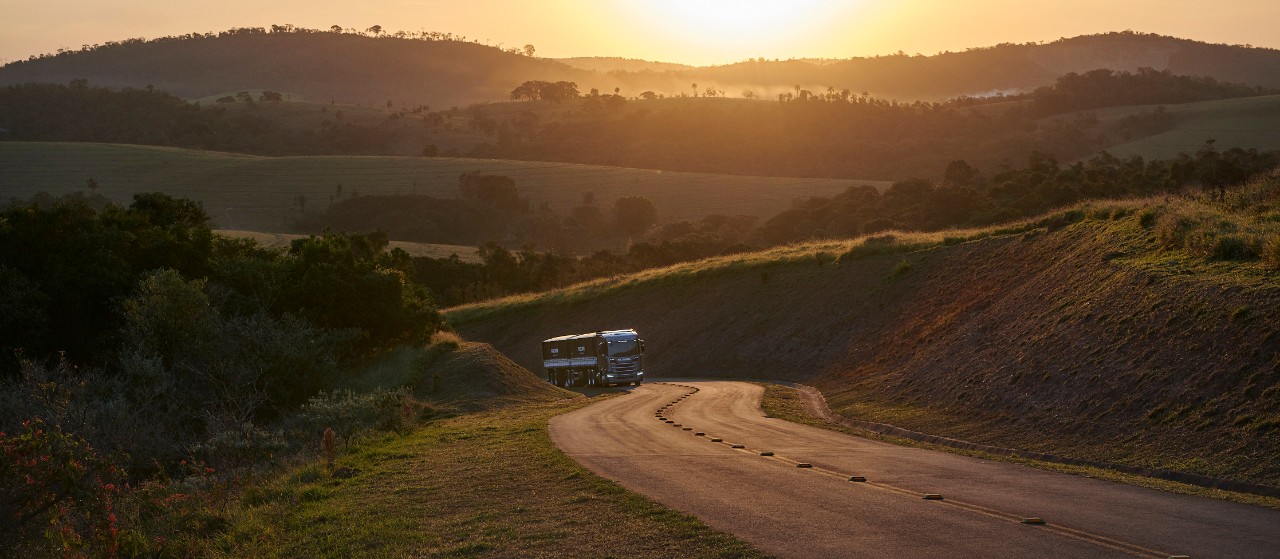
[
  {"left": 2, "top": 29, "right": 1277, "bottom": 107},
  {"left": 555, "top": 57, "right": 696, "bottom": 74},
  {"left": 0, "top": 28, "right": 593, "bottom": 108},
  {"left": 663, "top": 32, "right": 1280, "bottom": 100}
]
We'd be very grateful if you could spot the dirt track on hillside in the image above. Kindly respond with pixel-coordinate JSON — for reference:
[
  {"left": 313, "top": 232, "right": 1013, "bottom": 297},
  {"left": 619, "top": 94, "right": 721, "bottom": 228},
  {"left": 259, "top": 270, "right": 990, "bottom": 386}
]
[{"left": 551, "top": 381, "right": 1280, "bottom": 559}]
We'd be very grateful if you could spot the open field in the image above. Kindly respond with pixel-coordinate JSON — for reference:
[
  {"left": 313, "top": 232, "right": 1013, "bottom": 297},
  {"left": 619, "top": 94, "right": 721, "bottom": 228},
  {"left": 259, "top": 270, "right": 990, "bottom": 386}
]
[
  {"left": 0, "top": 141, "right": 875, "bottom": 233},
  {"left": 215, "top": 229, "right": 482, "bottom": 262},
  {"left": 1083, "top": 94, "right": 1280, "bottom": 160}
]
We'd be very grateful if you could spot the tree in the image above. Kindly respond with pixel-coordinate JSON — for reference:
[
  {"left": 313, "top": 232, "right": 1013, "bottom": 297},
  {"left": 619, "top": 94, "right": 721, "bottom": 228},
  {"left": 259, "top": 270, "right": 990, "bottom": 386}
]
[
  {"left": 943, "top": 160, "right": 978, "bottom": 187},
  {"left": 612, "top": 196, "right": 658, "bottom": 236},
  {"left": 458, "top": 172, "right": 525, "bottom": 212},
  {"left": 523, "top": 44, "right": 536, "bottom": 57},
  {"left": 366, "top": 25, "right": 383, "bottom": 37}
]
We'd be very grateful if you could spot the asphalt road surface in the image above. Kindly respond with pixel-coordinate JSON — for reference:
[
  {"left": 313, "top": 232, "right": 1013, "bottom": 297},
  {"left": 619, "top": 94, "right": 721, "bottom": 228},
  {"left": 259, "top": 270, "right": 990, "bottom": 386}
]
[{"left": 549, "top": 381, "right": 1280, "bottom": 558}]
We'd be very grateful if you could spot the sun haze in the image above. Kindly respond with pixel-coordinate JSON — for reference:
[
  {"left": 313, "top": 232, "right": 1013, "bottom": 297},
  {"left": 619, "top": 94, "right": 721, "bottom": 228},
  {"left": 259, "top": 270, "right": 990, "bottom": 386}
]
[{"left": 1, "top": 0, "right": 1278, "bottom": 65}]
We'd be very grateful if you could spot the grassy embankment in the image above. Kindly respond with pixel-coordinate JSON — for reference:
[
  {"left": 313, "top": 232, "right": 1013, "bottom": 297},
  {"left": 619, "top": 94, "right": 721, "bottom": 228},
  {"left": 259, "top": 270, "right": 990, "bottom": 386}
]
[
  {"left": 446, "top": 170, "right": 1280, "bottom": 489},
  {"left": 0, "top": 141, "right": 870, "bottom": 232},
  {"left": 757, "top": 382, "right": 1280, "bottom": 508},
  {"left": 213, "top": 338, "right": 767, "bottom": 558}
]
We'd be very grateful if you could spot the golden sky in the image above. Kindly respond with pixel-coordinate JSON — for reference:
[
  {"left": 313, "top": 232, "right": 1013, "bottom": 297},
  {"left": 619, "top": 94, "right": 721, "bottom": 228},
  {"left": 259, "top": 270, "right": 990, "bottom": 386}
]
[{"left": 2, "top": 0, "right": 1278, "bottom": 66}]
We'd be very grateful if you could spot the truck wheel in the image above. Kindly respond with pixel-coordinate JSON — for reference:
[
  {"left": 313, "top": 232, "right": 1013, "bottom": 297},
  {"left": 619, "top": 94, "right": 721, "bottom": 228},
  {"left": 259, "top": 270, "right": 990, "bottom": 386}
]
[{"left": 632, "top": 381, "right": 641, "bottom": 386}]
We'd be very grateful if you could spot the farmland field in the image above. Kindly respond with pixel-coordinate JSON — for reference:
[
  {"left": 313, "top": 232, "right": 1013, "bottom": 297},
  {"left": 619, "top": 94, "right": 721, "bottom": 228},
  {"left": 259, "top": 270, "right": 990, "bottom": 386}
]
[
  {"left": 1083, "top": 94, "right": 1280, "bottom": 160},
  {"left": 215, "top": 230, "right": 483, "bottom": 262},
  {"left": 0, "top": 142, "right": 877, "bottom": 233}
]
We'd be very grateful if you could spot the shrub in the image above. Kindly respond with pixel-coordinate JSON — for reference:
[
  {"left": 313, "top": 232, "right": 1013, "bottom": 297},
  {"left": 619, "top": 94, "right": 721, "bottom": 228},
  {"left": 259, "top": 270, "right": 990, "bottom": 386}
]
[
  {"left": 190, "top": 423, "right": 289, "bottom": 472},
  {"left": 0, "top": 419, "right": 127, "bottom": 558},
  {"left": 1263, "top": 236, "right": 1280, "bottom": 270},
  {"left": 1153, "top": 213, "right": 1196, "bottom": 248},
  {"left": 1139, "top": 208, "right": 1162, "bottom": 229},
  {"left": 291, "top": 387, "right": 415, "bottom": 444}
]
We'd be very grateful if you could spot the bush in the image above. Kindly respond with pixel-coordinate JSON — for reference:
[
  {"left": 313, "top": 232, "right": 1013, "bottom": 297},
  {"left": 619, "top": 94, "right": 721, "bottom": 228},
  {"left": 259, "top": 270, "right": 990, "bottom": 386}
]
[
  {"left": 1154, "top": 213, "right": 1196, "bottom": 248},
  {"left": 291, "top": 387, "right": 415, "bottom": 444},
  {"left": 0, "top": 419, "right": 128, "bottom": 558},
  {"left": 1262, "top": 236, "right": 1280, "bottom": 270}
]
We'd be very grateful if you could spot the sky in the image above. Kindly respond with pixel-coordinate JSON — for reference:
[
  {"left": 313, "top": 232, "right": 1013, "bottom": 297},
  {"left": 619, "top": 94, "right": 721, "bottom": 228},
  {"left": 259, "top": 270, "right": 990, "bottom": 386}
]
[{"left": 2, "top": 0, "right": 1278, "bottom": 66}]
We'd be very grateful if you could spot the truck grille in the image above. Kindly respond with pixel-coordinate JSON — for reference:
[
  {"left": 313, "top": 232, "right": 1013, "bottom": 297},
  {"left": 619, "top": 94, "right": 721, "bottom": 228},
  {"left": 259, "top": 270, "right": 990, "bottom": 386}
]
[{"left": 611, "top": 360, "right": 640, "bottom": 373}]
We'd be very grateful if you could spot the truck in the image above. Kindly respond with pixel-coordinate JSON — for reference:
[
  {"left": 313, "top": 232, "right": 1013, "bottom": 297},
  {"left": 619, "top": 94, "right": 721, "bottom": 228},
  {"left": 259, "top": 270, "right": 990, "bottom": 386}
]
[{"left": 541, "top": 329, "right": 646, "bottom": 387}]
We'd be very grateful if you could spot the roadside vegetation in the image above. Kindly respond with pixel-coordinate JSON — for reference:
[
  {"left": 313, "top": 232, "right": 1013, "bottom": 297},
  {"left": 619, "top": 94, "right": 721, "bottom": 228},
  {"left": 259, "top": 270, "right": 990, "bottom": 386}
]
[
  {"left": 219, "top": 398, "right": 767, "bottom": 559},
  {"left": 0, "top": 192, "right": 441, "bottom": 556}
]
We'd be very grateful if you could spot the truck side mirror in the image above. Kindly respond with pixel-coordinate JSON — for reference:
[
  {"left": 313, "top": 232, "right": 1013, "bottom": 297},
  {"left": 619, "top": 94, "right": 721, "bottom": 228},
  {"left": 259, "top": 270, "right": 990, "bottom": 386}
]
[{"left": 640, "top": 340, "right": 646, "bottom": 352}]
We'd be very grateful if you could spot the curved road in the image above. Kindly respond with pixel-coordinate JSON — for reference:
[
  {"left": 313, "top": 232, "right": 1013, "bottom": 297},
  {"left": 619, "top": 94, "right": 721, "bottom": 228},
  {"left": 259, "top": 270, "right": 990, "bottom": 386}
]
[{"left": 550, "top": 381, "right": 1280, "bottom": 558}]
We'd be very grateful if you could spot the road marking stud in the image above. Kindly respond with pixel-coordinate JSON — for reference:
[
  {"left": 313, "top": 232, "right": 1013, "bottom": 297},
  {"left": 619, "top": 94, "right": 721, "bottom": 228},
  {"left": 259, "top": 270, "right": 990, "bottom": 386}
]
[
  {"left": 665, "top": 421, "right": 674, "bottom": 424},
  {"left": 695, "top": 432, "right": 705, "bottom": 436},
  {"left": 760, "top": 451, "right": 774, "bottom": 456},
  {"left": 923, "top": 494, "right": 943, "bottom": 500},
  {"left": 682, "top": 427, "right": 692, "bottom": 431},
  {"left": 849, "top": 476, "right": 867, "bottom": 482},
  {"left": 731, "top": 444, "right": 745, "bottom": 449},
  {"left": 796, "top": 463, "right": 813, "bottom": 468},
  {"left": 711, "top": 438, "right": 723, "bottom": 442},
  {"left": 672, "top": 423, "right": 682, "bottom": 427},
  {"left": 1021, "top": 517, "right": 1045, "bottom": 525}
]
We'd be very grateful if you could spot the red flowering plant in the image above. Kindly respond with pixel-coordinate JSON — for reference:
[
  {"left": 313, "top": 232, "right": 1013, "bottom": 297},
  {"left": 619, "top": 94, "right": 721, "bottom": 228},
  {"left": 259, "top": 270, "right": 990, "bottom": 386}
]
[
  {"left": 121, "top": 457, "right": 229, "bottom": 556},
  {"left": 0, "top": 418, "right": 128, "bottom": 558}
]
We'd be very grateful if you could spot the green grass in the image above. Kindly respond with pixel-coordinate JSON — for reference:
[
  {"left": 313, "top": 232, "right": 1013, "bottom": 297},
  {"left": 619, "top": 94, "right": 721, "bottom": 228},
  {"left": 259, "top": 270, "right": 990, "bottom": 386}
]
[
  {"left": 1080, "top": 94, "right": 1280, "bottom": 160},
  {"left": 0, "top": 141, "right": 874, "bottom": 233},
  {"left": 757, "top": 383, "right": 1280, "bottom": 510},
  {"left": 215, "top": 399, "right": 769, "bottom": 559}
]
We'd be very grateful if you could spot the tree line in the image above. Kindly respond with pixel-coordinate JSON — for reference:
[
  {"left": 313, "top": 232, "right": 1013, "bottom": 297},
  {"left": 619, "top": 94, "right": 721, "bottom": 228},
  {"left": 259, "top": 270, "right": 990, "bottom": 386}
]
[
  {"left": 4, "top": 66, "right": 1273, "bottom": 179},
  {"left": 325, "top": 145, "right": 1276, "bottom": 306},
  {"left": 484, "top": 68, "right": 1276, "bottom": 179}
]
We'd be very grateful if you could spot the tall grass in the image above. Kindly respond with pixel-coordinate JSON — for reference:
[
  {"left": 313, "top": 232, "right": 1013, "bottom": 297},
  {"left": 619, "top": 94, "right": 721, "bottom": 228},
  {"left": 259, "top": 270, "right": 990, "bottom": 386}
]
[{"left": 1144, "top": 170, "right": 1280, "bottom": 267}]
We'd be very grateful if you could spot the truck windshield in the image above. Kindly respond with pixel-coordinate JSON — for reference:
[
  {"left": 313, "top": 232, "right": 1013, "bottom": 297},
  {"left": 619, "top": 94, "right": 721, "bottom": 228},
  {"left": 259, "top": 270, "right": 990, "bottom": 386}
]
[{"left": 607, "top": 339, "right": 640, "bottom": 357}]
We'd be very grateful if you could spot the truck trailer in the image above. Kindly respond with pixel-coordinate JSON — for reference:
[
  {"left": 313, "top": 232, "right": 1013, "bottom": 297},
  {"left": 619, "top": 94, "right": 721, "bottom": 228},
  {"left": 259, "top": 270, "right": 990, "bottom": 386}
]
[{"left": 541, "top": 329, "right": 645, "bottom": 387}]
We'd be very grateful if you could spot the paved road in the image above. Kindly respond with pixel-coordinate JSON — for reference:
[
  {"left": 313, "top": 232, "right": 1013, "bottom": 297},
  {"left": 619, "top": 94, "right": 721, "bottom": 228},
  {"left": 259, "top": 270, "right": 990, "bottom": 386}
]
[{"left": 549, "top": 381, "right": 1280, "bottom": 558}]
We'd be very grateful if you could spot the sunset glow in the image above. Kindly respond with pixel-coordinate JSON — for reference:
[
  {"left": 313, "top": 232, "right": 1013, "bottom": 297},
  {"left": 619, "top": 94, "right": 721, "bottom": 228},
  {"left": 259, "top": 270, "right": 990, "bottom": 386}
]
[{"left": 1, "top": 1, "right": 1279, "bottom": 66}]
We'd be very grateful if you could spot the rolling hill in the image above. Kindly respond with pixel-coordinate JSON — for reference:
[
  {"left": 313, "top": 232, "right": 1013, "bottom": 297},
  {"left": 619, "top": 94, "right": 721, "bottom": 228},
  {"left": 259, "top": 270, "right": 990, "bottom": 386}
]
[
  {"left": 0, "top": 29, "right": 591, "bottom": 109},
  {"left": 445, "top": 171, "right": 1280, "bottom": 488},
  {"left": 0, "top": 142, "right": 873, "bottom": 233},
  {"left": 3, "top": 29, "right": 1277, "bottom": 108},
  {"left": 1084, "top": 94, "right": 1280, "bottom": 160}
]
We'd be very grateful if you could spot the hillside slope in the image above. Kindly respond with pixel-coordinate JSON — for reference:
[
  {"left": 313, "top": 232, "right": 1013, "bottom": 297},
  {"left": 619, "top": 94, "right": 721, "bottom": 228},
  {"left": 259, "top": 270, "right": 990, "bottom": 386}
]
[
  {"left": 4, "top": 30, "right": 1276, "bottom": 107},
  {"left": 0, "top": 30, "right": 590, "bottom": 108},
  {"left": 415, "top": 340, "right": 577, "bottom": 412},
  {"left": 447, "top": 173, "right": 1280, "bottom": 486},
  {"left": 0, "top": 142, "right": 866, "bottom": 232},
  {"left": 598, "top": 32, "right": 1280, "bottom": 100}
]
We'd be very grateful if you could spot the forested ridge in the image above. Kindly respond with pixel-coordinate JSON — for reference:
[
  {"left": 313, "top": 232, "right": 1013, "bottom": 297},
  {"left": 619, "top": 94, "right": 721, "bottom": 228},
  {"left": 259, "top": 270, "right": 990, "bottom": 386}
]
[{"left": 3, "top": 67, "right": 1274, "bottom": 178}]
